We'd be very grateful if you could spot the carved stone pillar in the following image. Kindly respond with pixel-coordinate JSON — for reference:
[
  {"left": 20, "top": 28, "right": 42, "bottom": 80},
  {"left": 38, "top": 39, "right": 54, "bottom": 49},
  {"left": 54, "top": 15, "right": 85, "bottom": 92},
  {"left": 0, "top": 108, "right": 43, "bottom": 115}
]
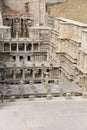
[
  {"left": 41, "top": 64, "right": 44, "bottom": 79},
  {"left": 17, "top": 43, "right": 18, "bottom": 52},
  {"left": 13, "top": 70, "right": 16, "bottom": 79},
  {"left": 32, "top": 64, "right": 35, "bottom": 79},
  {"left": 24, "top": 41, "right": 26, "bottom": 53},
  {"left": 44, "top": 72, "right": 49, "bottom": 89},
  {"left": 33, "top": 70, "right": 35, "bottom": 79},
  {"left": 16, "top": 55, "right": 19, "bottom": 62},
  {"left": 49, "top": 68, "right": 52, "bottom": 79},
  {"left": 32, "top": 43, "right": 34, "bottom": 52},
  {"left": 24, "top": 54, "right": 27, "bottom": 63},
  {"left": 41, "top": 69, "right": 44, "bottom": 79},
  {"left": 16, "top": 31, "right": 19, "bottom": 39},
  {"left": 22, "top": 69, "right": 25, "bottom": 79},
  {"left": 38, "top": 43, "right": 40, "bottom": 51},
  {"left": 13, "top": 64, "right": 16, "bottom": 79},
  {"left": 9, "top": 41, "right": 11, "bottom": 52}
]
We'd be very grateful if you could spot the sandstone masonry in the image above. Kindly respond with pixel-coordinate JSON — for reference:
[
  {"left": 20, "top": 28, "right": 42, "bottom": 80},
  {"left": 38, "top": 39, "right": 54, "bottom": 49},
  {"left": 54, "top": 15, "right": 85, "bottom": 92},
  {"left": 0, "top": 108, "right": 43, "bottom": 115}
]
[{"left": 0, "top": 0, "right": 86, "bottom": 96}]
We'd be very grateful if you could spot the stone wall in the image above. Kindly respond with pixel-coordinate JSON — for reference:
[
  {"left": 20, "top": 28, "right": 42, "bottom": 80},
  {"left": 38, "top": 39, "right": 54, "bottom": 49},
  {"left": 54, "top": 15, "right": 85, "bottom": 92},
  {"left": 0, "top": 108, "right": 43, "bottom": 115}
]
[
  {"left": 50, "top": 16, "right": 87, "bottom": 88},
  {"left": 0, "top": 54, "right": 10, "bottom": 62}
]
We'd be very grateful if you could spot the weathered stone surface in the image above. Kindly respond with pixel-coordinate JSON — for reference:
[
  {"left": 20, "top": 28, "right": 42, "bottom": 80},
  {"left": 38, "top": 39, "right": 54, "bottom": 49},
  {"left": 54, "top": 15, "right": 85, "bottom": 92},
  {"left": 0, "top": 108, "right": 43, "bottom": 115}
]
[
  {"left": 65, "top": 93, "right": 72, "bottom": 99},
  {"left": 82, "top": 91, "right": 87, "bottom": 98},
  {"left": 0, "top": 12, "right": 2, "bottom": 25},
  {"left": 0, "top": 0, "right": 87, "bottom": 96},
  {"left": 10, "top": 96, "right": 16, "bottom": 102},
  {"left": 29, "top": 95, "right": 35, "bottom": 101},
  {"left": 46, "top": 94, "right": 53, "bottom": 100}
]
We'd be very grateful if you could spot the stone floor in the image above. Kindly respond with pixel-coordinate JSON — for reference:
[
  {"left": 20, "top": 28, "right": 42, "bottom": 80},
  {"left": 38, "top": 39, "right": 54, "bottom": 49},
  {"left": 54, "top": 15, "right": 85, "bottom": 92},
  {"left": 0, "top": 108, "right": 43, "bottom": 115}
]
[{"left": 0, "top": 97, "right": 87, "bottom": 130}]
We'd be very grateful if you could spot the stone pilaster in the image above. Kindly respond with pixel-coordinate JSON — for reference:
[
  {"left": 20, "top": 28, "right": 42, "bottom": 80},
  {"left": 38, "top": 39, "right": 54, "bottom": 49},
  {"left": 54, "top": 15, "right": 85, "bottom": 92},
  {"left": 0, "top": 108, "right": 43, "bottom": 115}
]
[
  {"left": 38, "top": 43, "right": 40, "bottom": 51},
  {"left": 17, "top": 43, "right": 18, "bottom": 52},
  {"left": 9, "top": 40, "right": 11, "bottom": 52},
  {"left": 13, "top": 70, "right": 16, "bottom": 79},
  {"left": 24, "top": 42, "right": 26, "bottom": 53},
  {"left": 33, "top": 70, "right": 35, "bottom": 79},
  {"left": 32, "top": 42, "right": 34, "bottom": 52},
  {"left": 22, "top": 69, "right": 25, "bottom": 79},
  {"left": 16, "top": 55, "right": 19, "bottom": 62}
]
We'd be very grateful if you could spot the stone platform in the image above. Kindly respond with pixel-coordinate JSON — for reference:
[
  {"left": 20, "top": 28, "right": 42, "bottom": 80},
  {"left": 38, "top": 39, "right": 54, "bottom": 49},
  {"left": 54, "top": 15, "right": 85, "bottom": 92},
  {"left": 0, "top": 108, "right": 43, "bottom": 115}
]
[{"left": 0, "top": 97, "right": 87, "bottom": 130}]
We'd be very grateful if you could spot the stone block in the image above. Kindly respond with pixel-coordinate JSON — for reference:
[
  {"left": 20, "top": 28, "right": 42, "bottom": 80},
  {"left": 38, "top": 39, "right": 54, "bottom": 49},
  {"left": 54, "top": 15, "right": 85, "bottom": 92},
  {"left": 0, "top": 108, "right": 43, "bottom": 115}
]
[
  {"left": 10, "top": 96, "right": 16, "bottom": 102},
  {"left": 82, "top": 92, "right": 87, "bottom": 98},
  {"left": 46, "top": 94, "right": 53, "bottom": 100},
  {"left": 65, "top": 93, "right": 72, "bottom": 99},
  {"left": 29, "top": 95, "right": 35, "bottom": 101}
]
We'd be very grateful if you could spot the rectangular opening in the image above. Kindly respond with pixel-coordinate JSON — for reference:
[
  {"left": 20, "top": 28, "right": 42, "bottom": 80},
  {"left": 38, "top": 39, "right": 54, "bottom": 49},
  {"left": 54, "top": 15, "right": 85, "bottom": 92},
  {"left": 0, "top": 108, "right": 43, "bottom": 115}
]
[
  {"left": 11, "top": 43, "right": 17, "bottom": 51},
  {"left": 12, "top": 56, "right": 16, "bottom": 61},
  {"left": 27, "top": 56, "right": 30, "bottom": 61},
  {"left": 19, "top": 56, "right": 23, "bottom": 61}
]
